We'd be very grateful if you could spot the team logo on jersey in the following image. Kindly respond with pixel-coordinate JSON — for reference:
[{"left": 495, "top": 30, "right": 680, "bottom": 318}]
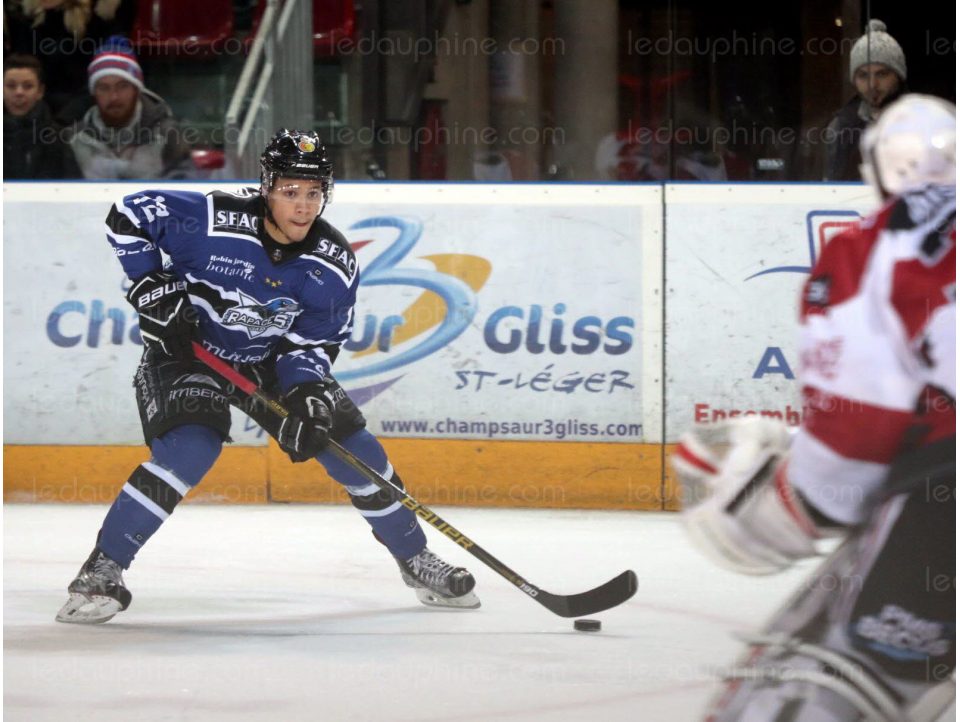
[
  {"left": 854, "top": 604, "right": 951, "bottom": 660},
  {"left": 221, "top": 291, "right": 300, "bottom": 339}
]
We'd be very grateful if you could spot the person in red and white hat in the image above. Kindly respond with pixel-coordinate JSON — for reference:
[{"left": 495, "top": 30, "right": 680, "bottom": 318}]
[{"left": 66, "top": 35, "right": 191, "bottom": 179}]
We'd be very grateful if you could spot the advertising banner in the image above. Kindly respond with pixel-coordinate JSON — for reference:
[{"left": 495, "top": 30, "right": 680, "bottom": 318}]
[
  {"left": 3, "top": 184, "right": 267, "bottom": 445},
  {"left": 3, "top": 183, "right": 661, "bottom": 446},
  {"left": 326, "top": 184, "right": 661, "bottom": 444},
  {"left": 664, "top": 183, "right": 878, "bottom": 440}
]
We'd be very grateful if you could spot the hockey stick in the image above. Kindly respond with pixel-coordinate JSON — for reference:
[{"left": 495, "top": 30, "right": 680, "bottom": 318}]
[{"left": 192, "top": 342, "right": 638, "bottom": 617}]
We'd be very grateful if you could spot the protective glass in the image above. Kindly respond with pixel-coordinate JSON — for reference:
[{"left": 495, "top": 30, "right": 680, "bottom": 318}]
[{"left": 268, "top": 182, "right": 326, "bottom": 209}]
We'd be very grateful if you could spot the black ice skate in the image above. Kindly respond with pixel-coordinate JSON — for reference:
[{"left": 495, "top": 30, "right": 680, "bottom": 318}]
[
  {"left": 397, "top": 547, "right": 480, "bottom": 609},
  {"left": 55, "top": 548, "right": 132, "bottom": 624}
]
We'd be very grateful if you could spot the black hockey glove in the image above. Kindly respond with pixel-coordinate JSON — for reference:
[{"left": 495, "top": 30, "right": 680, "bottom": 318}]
[
  {"left": 277, "top": 383, "right": 334, "bottom": 462},
  {"left": 127, "top": 271, "right": 198, "bottom": 361}
]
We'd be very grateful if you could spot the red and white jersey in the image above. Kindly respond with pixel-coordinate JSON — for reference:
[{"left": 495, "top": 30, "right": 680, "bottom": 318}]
[{"left": 788, "top": 185, "right": 956, "bottom": 524}]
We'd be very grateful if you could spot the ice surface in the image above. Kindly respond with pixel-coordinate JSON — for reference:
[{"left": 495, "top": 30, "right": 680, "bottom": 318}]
[{"left": 4, "top": 504, "right": 812, "bottom": 721}]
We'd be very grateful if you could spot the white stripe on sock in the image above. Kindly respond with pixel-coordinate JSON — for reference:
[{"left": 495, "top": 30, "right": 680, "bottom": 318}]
[
  {"left": 343, "top": 462, "right": 395, "bottom": 497},
  {"left": 143, "top": 461, "right": 191, "bottom": 496},
  {"left": 357, "top": 500, "right": 402, "bottom": 518},
  {"left": 345, "top": 482, "right": 381, "bottom": 497},
  {"left": 122, "top": 482, "right": 169, "bottom": 521}
]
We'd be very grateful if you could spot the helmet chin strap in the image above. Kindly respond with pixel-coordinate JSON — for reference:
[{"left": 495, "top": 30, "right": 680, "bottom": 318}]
[
  {"left": 262, "top": 189, "right": 296, "bottom": 245},
  {"left": 261, "top": 186, "right": 278, "bottom": 224}
]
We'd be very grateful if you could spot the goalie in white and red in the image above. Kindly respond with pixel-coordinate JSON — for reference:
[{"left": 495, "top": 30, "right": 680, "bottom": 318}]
[{"left": 673, "top": 94, "right": 955, "bottom": 721}]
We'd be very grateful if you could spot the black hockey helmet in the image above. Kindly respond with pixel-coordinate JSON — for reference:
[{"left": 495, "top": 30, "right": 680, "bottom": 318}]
[{"left": 260, "top": 128, "right": 334, "bottom": 210}]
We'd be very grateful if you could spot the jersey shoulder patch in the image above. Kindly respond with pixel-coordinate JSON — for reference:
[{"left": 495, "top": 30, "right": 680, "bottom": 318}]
[
  {"left": 304, "top": 220, "right": 358, "bottom": 286},
  {"left": 800, "top": 209, "right": 888, "bottom": 318},
  {"left": 207, "top": 188, "right": 262, "bottom": 238}
]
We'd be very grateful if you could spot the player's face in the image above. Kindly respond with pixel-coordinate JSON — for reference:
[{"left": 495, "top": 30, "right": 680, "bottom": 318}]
[
  {"left": 3, "top": 68, "right": 44, "bottom": 117},
  {"left": 93, "top": 76, "right": 139, "bottom": 127},
  {"left": 853, "top": 64, "right": 900, "bottom": 110},
  {"left": 266, "top": 179, "right": 325, "bottom": 244}
]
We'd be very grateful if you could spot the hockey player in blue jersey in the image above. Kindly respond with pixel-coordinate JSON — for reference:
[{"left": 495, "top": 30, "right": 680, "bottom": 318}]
[{"left": 56, "top": 129, "right": 480, "bottom": 624}]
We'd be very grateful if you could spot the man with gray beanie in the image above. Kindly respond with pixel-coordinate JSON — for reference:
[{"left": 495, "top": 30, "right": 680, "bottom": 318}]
[
  {"left": 67, "top": 35, "right": 192, "bottom": 179},
  {"left": 823, "top": 19, "right": 907, "bottom": 181}
]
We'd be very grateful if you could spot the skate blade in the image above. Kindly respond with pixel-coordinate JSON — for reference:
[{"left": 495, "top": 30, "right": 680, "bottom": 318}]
[
  {"left": 414, "top": 588, "right": 481, "bottom": 609},
  {"left": 55, "top": 593, "right": 122, "bottom": 624}
]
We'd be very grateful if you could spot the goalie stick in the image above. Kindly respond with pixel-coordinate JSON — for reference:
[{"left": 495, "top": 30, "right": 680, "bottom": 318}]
[{"left": 192, "top": 342, "right": 639, "bottom": 617}]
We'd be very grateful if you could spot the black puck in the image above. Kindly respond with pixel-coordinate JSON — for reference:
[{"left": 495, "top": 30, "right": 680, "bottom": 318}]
[{"left": 573, "top": 618, "right": 601, "bottom": 632}]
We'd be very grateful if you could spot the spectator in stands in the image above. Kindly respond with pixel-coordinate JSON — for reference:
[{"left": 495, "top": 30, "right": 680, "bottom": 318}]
[
  {"left": 823, "top": 19, "right": 907, "bottom": 181},
  {"left": 5, "top": 0, "right": 136, "bottom": 117},
  {"left": 66, "top": 35, "right": 192, "bottom": 179},
  {"left": 3, "top": 53, "right": 79, "bottom": 178}
]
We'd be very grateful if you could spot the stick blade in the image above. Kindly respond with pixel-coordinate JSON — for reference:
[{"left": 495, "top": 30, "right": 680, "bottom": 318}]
[{"left": 536, "top": 570, "right": 638, "bottom": 618}]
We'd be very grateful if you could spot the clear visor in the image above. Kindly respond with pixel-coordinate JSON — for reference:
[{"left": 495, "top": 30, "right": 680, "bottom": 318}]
[{"left": 268, "top": 182, "right": 326, "bottom": 208}]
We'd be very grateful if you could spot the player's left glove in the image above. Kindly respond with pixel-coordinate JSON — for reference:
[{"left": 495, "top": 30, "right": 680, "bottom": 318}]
[
  {"left": 671, "top": 417, "right": 825, "bottom": 575},
  {"left": 277, "top": 383, "right": 334, "bottom": 462},
  {"left": 127, "top": 271, "right": 198, "bottom": 361}
]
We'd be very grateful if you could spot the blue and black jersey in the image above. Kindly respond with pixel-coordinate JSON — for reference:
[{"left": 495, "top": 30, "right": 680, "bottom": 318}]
[{"left": 105, "top": 186, "right": 358, "bottom": 391}]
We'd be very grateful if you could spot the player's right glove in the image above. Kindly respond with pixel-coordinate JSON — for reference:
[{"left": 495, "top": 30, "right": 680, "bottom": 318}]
[
  {"left": 127, "top": 271, "right": 198, "bottom": 360},
  {"left": 277, "top": 383, "right": 334, "bottom": 462},
  {"left": 671, "top": 418, "right": 825, "bottom": 575}
]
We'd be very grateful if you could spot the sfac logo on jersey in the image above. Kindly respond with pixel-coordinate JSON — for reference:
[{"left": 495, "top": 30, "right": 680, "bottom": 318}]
[
  {"left": 221, "top": 291, "right": 300, "bottom": 339},
  {"left": 214, "top": 210, "right": 259, "bottom": 233},
  {"left": 315, "top": 238, "right": 357, "bottom": 280}
]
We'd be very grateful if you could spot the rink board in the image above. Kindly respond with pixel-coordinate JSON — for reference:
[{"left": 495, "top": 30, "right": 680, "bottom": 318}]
[
  {"left": 3, "top": 439, "right": 665, "bottom": 510},
  {"left": 4, "top": 182, "right": 875, "bottom": 510},
  {"left": 3, "top": 182, "right": 660, "bottom": 446},
  {"left": 664, "top": 183, "right": 877, "bottom": 441},
  {"left": 3, "top": 182, "right": 663, "bottom": 509}
]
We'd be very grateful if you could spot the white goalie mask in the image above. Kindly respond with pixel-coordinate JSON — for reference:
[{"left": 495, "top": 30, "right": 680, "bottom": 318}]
[{"left": 860, "top": 94, "right": 956, "bottom": 199}]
